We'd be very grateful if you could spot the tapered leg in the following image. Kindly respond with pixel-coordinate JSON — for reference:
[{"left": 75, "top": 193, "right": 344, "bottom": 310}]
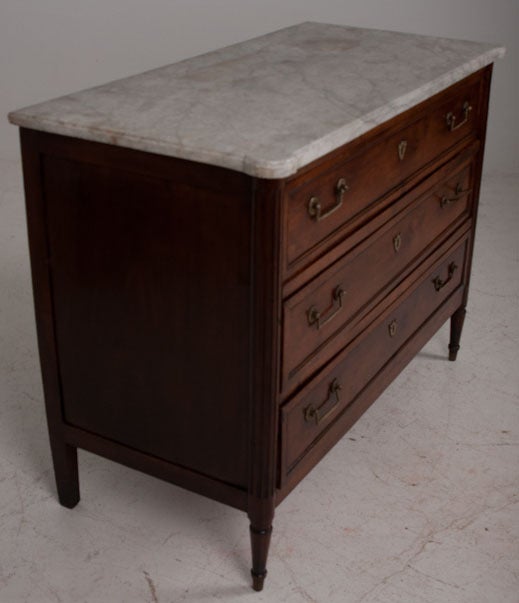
[
  {"left": 49, "top": 439, "right": 80, "bottom": 508},
  {"left": 249, "top": 523, "right": 273, "bottom": 591},
  {"left": 449, "top": 306, "right": 467, "bottom": 361},
  {"left": 248, "top": 498, "right": 274, "bottom": 592}
]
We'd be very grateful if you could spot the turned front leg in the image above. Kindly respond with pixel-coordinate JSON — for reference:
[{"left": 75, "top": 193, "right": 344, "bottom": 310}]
[
  {"left": 449, "top": 306, "right": 467, "bottom": 361},
  {"left": 248, "top": 499, "right": 274, "bottom": 591},
  {"left": 249, "top": 523, "right": 273, "bottom": 591}
]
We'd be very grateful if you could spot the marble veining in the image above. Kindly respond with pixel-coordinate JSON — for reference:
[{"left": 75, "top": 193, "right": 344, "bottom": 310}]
[{"left": 7, "top": 22, "right": 505, "bottom": 178}]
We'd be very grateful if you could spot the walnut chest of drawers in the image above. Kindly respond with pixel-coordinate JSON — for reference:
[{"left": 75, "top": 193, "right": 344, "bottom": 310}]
[{"left": 8, "top": 22, "right": 504, "bottom": 591}]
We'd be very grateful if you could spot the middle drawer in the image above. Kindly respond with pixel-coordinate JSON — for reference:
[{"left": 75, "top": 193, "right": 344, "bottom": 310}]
[{"left": 282, "top": 158, "right": 474, "bottom": 393}]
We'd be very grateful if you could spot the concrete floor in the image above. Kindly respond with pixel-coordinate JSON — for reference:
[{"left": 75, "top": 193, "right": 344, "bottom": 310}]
[{"left": 0, "top": 157, "right": 517, "bottom": 603}]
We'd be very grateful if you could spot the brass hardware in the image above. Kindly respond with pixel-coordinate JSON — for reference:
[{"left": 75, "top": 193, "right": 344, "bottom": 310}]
[
  {"left": 307, "top": 286, "right": 345, "bottom": 330},
  {"left": 398, "top": 140, "right": 408, "bottom": 161},
  {"left": 388, "top": 320, "right": 398, "bottom": 338},
  {"left": 446, "top": 101, "right": 472, "bottom": 132},
  {"left": 433, "top": 262, "right": 458, "bottom": 292},
  {"left": 304, "top": 378, "right": 342, "bottom": 425},
  {"left": 393, "top": 233, "right": 402, "bottom": 253},
  {"left": 440, "top": 183, "right": 472, "bottom": 208},
  {"left": 308, "top": 178, "right": 349, "bottom": 222}
]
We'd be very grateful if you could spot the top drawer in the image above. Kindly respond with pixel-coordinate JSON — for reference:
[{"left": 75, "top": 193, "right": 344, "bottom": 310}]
[{"left": 284, "top": 70, "right": 485, "bottom": 273}]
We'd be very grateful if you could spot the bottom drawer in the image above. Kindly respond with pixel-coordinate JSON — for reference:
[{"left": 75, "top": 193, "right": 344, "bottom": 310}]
[{"left": 280, "top": 235, "right": 469, "bottom": 480}]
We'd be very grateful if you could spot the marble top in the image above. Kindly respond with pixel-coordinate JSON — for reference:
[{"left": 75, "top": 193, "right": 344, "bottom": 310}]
[{"left": 8, "top": 22, "right": 504, "bottom": 178}]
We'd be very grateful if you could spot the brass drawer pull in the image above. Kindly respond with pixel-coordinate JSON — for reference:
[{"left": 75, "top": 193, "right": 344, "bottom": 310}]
[
  {"left": 304, "top": 379, "right": 342, "bottom": 425},
  {"left": 388, "top": 320, "right": 398, "bottom": 338},
  {"left": 307, "top": 286, "right": 345, "bottom": 330},
  {"left": 433, "top": 262, "right": 458, "bottom": 292},
  {"left": 308, "top": 178, "right": 349, "bottom": 222},
  {"left": 446, "top": 101, "right": 472, "bottom": 132},
  {"left": 440, "top": 183, "right": 472, "bottom": 208}
]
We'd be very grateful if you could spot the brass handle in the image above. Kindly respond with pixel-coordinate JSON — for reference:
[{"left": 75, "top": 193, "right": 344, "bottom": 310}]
[
  {"left": 432, "top": 262, "right": 458, "bottom": 292},
  {"left": 307, "top": 286, "right": 345, "bottom": 330},
  {"left": 388, "top": 320, "right": 398, "bottom": 338},
  {"left": 446, "top": 101, "right": 472, "bottom": 132},
  {"left": 304, "top": 379, "right": 342, "bottom": 425},
  {"left": 308, "top": 178, "right": 349, "bottom": 222},
  {"left": 440, "top": 183, "right": 472, "bottom": 208}
]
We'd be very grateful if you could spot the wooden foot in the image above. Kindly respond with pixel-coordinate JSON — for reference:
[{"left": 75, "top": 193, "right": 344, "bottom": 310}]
[
  {"left": 250, "top": 524, "right": 272, "bottom": 591},
  {"left": 50, "top": 440, "right": 80, "bottom": 508},
  {"left": 449, "top": 306, "right": 466, "bottom": 361}
]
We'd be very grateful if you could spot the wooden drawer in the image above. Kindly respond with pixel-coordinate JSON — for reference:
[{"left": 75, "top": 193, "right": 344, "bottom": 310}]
[
  {"left": 282, "top": 157, "right": 475, "bottom": 392},
  {"left": 284, "top": 71, "right": 484, "bottom": 272},
  {"left": 280, "top": 236, "right": 469, "bottom": 479}
]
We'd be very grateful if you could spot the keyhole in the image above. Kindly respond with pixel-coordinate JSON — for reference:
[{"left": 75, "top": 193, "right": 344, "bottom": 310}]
[
  {"left": 388, "top": 320, "right": 398, "bottom": 338},
  {"left": 398, "top": 140, "right": 407, "bottom": 161}
]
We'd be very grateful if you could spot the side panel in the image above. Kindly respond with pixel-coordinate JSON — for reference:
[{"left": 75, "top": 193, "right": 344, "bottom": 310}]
[{"left": 36, "top": 132, "right": 252, "bottom": 489}]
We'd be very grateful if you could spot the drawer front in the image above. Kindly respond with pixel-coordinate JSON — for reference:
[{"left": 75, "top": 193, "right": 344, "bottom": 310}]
[
  {"left": 284, "top": 72, "right": 483, "bottom": 271},
  {"left": 280, "top": 237, "right": 469, "bottom": 477},
  {"left": 282, "top": 159, "right": 474, "bottom": 391}
]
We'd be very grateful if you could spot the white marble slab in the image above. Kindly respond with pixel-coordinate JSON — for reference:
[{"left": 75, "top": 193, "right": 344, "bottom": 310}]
[{"left": 8, "top": 22, "right": 504, "bottom": 178}]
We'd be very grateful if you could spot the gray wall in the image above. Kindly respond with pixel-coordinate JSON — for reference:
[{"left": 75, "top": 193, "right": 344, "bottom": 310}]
[{"left": 1, "top": 0, "right": 517, "bottom": 171}]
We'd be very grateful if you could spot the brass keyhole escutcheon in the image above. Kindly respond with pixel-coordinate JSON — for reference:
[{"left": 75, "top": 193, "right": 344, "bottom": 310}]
[
  {"left": 388, "top": 320, "right": 398, "bottom": 338},
  {"left": 393, "top": 233, "right": 402, "bottom": 253},
  {"left": 398, "top": 140, "right": 407, "bottom": 161}
]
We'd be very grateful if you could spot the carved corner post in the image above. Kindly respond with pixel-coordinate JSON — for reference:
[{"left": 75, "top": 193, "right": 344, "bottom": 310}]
[
  {"left": 247, "top": 177, "right": 283, "bottom": 591},
  {"left": 449, "top": 65, "right": 493, "bottom": 363},
  {"left": 20, "top": 129, "right": 80, "bottom": 508}
]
